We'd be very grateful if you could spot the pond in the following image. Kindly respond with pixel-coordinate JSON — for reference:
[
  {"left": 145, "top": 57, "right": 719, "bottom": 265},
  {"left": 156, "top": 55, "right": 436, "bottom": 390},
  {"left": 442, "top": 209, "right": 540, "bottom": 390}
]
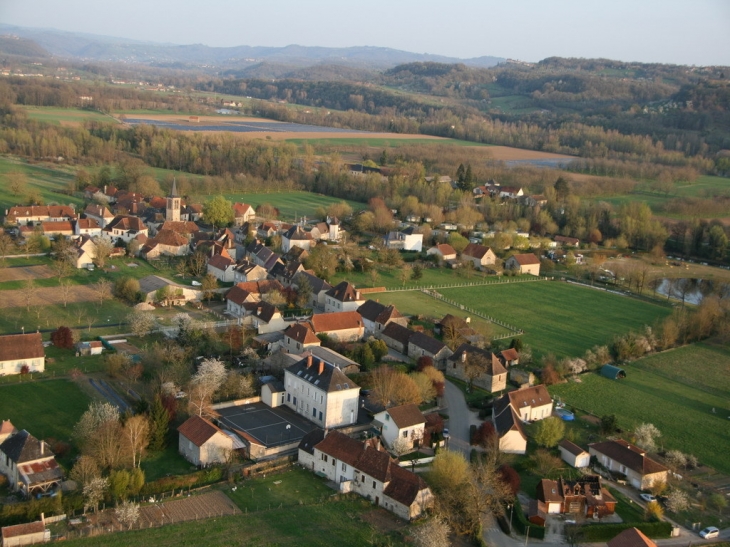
[{"left": 651, "top": 278, "right": 730, "bottom": 305}]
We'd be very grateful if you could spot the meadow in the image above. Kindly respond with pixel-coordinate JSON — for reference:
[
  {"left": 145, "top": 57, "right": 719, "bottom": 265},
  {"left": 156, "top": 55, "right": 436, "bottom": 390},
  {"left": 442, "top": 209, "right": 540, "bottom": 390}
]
[
  {"left": 222, "top": 190, "right": 365, "bottom": 221},
  {"left": 20, "top": 106, "right": 117, "bottom": 126},
  {"left": 549, "top": 342, "right": 730, "bottom": 474},
  {"left": 439, "top": 281, "right": 672, "bottom": 357},
  {"left": 285, "top": 136, "right": 488, "bottom": 147},
  {"left": 0, "top": 156, "right": 82, "bottom": 212}
]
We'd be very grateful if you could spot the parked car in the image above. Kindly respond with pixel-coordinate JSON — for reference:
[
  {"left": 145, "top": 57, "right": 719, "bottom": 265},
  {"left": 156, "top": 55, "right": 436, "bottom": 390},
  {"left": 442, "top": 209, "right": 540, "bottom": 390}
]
[
  {"left": 699, "top": 527, "right": 720, "bottom": 539},
  {"left": 639, "top": 493, "right": 657, "bottom": 503}
]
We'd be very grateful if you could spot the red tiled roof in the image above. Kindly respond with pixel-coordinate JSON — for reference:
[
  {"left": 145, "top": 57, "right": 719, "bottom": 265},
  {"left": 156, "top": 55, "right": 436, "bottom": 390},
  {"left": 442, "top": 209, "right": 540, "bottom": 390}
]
[
  {"left": 435, "top": 244, "right": 456, "bottom": 256},
  {"left": 462, "top": 243, "right": 493, "bottom": 259},
  {"left": 589, "top": 440, "right": 667, "bottom": 475},
  {"left": 385, "top": 404, "right": 425, "bottom": 429},
  {"left": 40, "top": 221, "right": 74, "bottom": 233},
  {"left": 511, "top": 253, "right": 540, "bottom": 265},
  {"left": 177, "top": 415, "right": 222, "bottom": 447},
  {"left": 326, "top": 281, "right": 362, "bottom": 303},
  {"left": 285, "top": 323, "right": 320, "bottom": 345},
  {"left": 1, "top": 520, "right": 45, "bottom": 540},
  {"left": 310, "top": 311, "right": 363, "bottom": 333},
  {"left": 607, "top": 528, "right": 657, "bottom": 547},
  {"left": 226, "top": 286, "right": 254, "bottom": 305},
  {"left": 508, "top": 385, "right": 552, "bottom": 409},
  {"left": 76, "top": 218, "right": 101, "bottom": 230},
  {"left": 501, "top": 348, "right": 519, "bottom": 361},
  {"left": 0, "top": 333, "right": 44, "bottom": 362},
  {"left": 160, "top": 221, "right": 199, "bottom": 234},
  {"left": 208, "top": 254, "right": 234, "bottom": 270}
]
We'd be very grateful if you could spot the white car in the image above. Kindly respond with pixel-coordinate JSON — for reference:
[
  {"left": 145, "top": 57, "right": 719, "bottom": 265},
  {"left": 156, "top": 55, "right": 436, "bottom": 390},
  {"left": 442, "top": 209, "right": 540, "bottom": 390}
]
[
  {"left": 640, "top": 493, "right": 656, "bottom": 503},
  {"left": 699, "top": 527, "right": 720, "bottom": 539}
]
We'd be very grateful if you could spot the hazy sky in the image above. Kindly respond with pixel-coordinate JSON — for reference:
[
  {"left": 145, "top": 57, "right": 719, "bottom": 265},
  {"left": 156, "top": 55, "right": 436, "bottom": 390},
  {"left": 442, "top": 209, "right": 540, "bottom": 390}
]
[{"left": 2, "top": 0, "right": 730, "bottom": 65}]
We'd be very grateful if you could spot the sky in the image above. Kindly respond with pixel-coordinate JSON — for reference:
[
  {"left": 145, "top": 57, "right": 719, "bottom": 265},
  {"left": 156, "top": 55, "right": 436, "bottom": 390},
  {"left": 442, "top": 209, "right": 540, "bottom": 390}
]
[{"left": 2, "top": 0, "right": 730, "bottom": 66}]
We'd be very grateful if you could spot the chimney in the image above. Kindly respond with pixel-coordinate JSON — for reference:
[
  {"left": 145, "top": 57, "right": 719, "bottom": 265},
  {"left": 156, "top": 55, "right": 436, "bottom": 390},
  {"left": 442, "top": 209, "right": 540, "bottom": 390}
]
[
  {"left": 104, "top": 185, "right": 107, "bottom": 194},
  {"left": 355, "top": 291, "right": 360, "bottom": 300},
  {"left": 40, "top": 441, "right": 44, "bottom": 456},
  {"left": 319, "top": 360, "right": 324, "bottom": 375},
  {"left": 41, "top": 513, "right": 45, "bottom": 526},
  {"left": 461, "top": 351, "right": 467, "bottom": 363},
  {"left": 307, "top": 354, "right": 313, "bottom": 368}
]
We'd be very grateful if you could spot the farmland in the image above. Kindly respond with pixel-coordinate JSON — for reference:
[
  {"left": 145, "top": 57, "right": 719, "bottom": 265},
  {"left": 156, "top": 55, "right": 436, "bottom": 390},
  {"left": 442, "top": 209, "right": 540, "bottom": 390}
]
[
  {"left": 0, "top": 156, "right": 82, "bottom": 212},
  {"left": 439, "top": 281, "right": 672, "bottom": 357},
  {"left": 222, "top": 190, "right": 365, "bottom": 221},
  {"left": 549, "top": 341, "right": 730, "bottom": 474},
  {"left": 20, "top": 106, "right": 117, "bottom": 126}
]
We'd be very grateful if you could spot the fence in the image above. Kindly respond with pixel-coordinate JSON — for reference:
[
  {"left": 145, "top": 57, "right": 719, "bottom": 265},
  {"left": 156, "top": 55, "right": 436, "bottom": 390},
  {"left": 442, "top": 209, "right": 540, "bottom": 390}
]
[
  {"left": 385, "top": 275, "right": 550, "bottom": 293},
  {"left": 420, "top": 289, "right": 525, "bottom": 336}
]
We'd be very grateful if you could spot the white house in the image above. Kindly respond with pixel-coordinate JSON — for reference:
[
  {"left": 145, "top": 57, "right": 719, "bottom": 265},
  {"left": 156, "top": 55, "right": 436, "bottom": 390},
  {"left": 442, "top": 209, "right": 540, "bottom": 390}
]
[
  {"left": 324, "top": 281, "right": 365, "bottom": 313},
  {"left": 232, "top": 202, "right": 256, "bottom": 226},
  {"left": 426, "top": 243, "right": 457, "bottom": 262},
  {"left": 207, "top": 254, "right": 236, "bottom": 283},
  {"left": 0, "top": 428, "right": 63, "bottom": 496},
  {"left": 559, "top": 439, "right": 590, "bottom": 468},
  {"left": 357, "top": 300, "right": 407, "bottom": 335},
  {"left": 250, "top": 301, "right": 287, "bottom": 334},
  {"left": 225, "top": 285, "right": 257, "bottom": 317},
  {"left": 298, "top": 430, "right": 434, "bottom": 520},
  {"left": 384, "top": 230, "right": 423, "bottom": 252},
  {"left": 102, "top": 215, "right": 148, "bottom": 243},
  {"left": 261, "top": 379, "right": 286, "bottom": 408},
  {"left": 177, "top": 415, "right": 234, "bottom": 466},
  {"left": 505, "top": 253, "right": 541, "bottom": 276},
  {"left": 492, "top": 402, "right": 527, "bottom": 454},
  {"left": 461, "top": 243, "right": 497, "bottom": 269},
  {"left": 284, "top": 355, "right": 360, "bottom": 428},
  {"left": 588, "top": 440, "right": 668, "bottom": 490},
  {"left": 283, "top": 323, "right": 321, "bottom": 354},
  {"left": 282, "top": 225, "right": 314, "bottom": 253},
  {"left": 309, "top": 312, "right": 365, "bottom": 342},
  {"left": 0, "top": 333, "right": 45, "bottom": 377},
  {"left": 501, "top": 384, "right": 553, "bottom": 422},
  {"left": 372, "top": 404, "right": 426, "bottom": 452}
]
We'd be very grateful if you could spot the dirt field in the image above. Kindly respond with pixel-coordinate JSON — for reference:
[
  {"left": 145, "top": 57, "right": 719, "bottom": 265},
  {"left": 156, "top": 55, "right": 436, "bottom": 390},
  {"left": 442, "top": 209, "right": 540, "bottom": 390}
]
[
  {"left": 0, "top": 265, "right": 55, "bottom": 282},
  {"left": 0, "top": 284, "right": 96, "bottom": 308},
  {"left": 476, "top": 146, "right": 573, "bottom": 161}
]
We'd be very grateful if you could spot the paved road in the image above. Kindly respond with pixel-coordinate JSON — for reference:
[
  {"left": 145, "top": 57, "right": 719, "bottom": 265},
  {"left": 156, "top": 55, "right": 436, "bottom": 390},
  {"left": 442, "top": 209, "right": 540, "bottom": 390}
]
[{"left": 442, "top": 380, "right": 481, "bottom": 456}]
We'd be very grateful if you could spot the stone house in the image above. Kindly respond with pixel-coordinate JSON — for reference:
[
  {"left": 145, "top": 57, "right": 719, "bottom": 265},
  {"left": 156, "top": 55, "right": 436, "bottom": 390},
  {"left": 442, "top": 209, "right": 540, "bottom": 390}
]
[
  {"left": 177, "top": 415, "right": 234, "bottom": 466},
  {"left": 357, "top": 300, "right": 407, "bottom": 335},
  {"left": 324, "top": 281, "right": 365, "bottom": 313},
  {"left": 505, "top": 253, "right": 541, "bottom": 276},
  {"left": 446, "top": 344, "right": 507, "bottom": 393},
  {"left": 0, "top": 428, "right": 63, "bottom": 496},
  {"left": 309, "top": 312, "right": 364, "bottom": 342},
  {"left": 461, "top": 243, "right": 497, "bottom": 269},
  {"left": 407, "top": 332, "right": 453, "bottom": 368}
]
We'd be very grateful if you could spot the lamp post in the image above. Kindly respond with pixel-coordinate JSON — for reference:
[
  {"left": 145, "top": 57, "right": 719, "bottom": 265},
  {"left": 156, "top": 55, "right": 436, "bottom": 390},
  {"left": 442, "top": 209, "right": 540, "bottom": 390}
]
[
  {"left": 509, "top": 503, "right": 514, "bottom": 534},
  {"left": 525, "top": 525, "right": 530, "bottom": 547}
]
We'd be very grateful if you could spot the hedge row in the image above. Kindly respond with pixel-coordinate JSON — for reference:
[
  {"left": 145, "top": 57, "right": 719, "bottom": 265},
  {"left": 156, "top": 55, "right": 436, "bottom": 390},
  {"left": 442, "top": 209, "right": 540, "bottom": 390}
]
[
  {"left": 573, "top": 521, "right": 673, "bottom": 542},
  {"left": 140, "top": 467, "right": 223, "bottom": 496},
  {"left": 0, "top": 494, "right": 63, "bottom": 527},
  {"left": 511, "top": 498, "right": 546, "bottom": 540}
]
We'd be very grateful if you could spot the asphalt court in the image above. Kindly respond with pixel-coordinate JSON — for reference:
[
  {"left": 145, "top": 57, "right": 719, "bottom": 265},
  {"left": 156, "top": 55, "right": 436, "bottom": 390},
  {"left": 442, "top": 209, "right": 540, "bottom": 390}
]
[{"left": 216, "top": 402, "right": 317, "bottom": 447}]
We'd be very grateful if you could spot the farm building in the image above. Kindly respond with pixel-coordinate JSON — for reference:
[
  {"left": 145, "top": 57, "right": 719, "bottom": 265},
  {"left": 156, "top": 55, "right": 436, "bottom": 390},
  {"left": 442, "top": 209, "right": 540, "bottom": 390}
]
[
  {"left": 504, "top": 253, "right": 541, "bottom": 276},
  {"left": 559, "top": 439, "right": 590, "bottom": 468},
  {"left": 601, "top": 365, "right": 626, "bottom": 379},
  {"left": 1, "top": 520, "right": 50, "bottom": 546},
  {"left": 588, "top": 440, "right": 668, "bottom": 490},
  {"left": 0, "top": 333, "right": 45, "bottom": 376},
  {"left": 177, "top": 415, "right": 234, "bottom": 466}
]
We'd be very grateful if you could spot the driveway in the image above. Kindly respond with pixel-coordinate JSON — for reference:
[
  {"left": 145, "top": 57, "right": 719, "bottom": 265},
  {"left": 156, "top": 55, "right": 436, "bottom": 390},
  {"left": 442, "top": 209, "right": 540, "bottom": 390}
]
[{"left": 442, "top": 380, "right": 482, "bottom": 456}]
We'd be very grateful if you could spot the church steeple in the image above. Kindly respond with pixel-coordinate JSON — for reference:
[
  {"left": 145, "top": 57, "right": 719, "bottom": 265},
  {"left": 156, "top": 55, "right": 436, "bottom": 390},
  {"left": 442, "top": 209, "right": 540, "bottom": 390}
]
[{"left": 166, "top": 177, "right": 181, "bottom": 221}]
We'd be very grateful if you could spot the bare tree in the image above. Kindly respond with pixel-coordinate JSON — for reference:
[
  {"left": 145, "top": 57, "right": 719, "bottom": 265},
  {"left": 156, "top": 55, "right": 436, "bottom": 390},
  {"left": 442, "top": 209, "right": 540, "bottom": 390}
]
[
  {"left": 69, "top": 455, "right": 101, "bottom": 488},
  {"left": 412, "top": 515, "right": 451, "bottom": 547},
  {"left": 463, "top": 353, "right": 488, "bottom": 390},
  {"left": 20, "top": 279, "right": 37, "bottom": 311},
  {"left": 122, "top": 415, "right": 150, "bottom": 468},
  {"left": 59, "top": 279, "right": 73, "bottom": 308},
  {"left": 0, "top": 234, "right": 14, "bottom": 264},
  {"left": 7, "top": 171, "right": 27, "bottom": 196},
  {"left": 93, "top": 238, "right": 114, "bottom": 268},
  {"left": 93, "top": 279, "right": 113, "bottom": 308}
]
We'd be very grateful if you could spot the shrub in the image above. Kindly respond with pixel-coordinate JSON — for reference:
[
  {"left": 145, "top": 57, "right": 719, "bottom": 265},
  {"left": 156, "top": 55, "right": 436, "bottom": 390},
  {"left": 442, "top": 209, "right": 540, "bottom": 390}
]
[
  {"left": 576, "top": 522, "right": 672, "bottom": 541},
  {"left": 51, "top": 326, "right": 75, "bottom": 349}
]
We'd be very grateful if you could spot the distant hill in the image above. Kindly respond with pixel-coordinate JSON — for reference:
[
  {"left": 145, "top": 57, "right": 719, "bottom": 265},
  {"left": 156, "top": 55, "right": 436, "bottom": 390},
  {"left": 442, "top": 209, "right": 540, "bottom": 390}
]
[
  {"left": 0, "top": 35, "right": 49, "bottom": 58},
  {"left": 0, "top": 24, "right": 504, "bottom": 70}
]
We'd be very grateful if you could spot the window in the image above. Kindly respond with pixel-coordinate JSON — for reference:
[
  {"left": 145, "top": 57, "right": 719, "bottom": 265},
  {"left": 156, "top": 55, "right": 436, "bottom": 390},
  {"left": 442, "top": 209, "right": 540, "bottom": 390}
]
[
  {"left": 313, "top": 407, "right": 317, "bottom": 417},
  {"left": 287, "top": 393, "right": 291, "bottom": 402},
  {"left": 361, "top": 474, "right": 365, "bottom": 482},
  {"left": 319, "top": 411, "right": 323, "bottom": 421},
  {"left": 402, "top": 430, "right": 408, "bottom": 438},
  {"left": 332, "top": 459, "right": 335, "bottom": 466},
  {"left": 342, "top": 463, "right": 346, "bottom": 471},
  {"left": 322, "top": 455, "right": 328, "bottom": 462},
  {"left": 372, "top": 481, "right": 376, "bottom": 489},
  {"left": 297, "top": 343, "right": 301, "bottom": 349},
  {"left": 385, "top": 414, "right": 390, "bottom": 421}
]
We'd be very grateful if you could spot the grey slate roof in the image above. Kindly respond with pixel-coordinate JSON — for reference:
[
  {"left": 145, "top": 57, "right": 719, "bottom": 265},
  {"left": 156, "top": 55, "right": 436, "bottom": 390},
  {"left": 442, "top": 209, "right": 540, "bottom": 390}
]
[{"left": 286, "top": 355, "right": 360, "bottom": 393}]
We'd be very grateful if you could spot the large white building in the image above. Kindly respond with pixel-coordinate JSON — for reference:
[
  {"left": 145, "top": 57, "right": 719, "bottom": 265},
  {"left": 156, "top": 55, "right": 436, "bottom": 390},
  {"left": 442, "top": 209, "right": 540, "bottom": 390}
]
[{"left": 284, "top": 355, "right": 360, "bottom": 428}]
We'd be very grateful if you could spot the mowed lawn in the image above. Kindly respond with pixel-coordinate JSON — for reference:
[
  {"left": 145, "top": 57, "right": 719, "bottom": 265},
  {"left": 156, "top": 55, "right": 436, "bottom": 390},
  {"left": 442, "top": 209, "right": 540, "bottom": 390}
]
[
  {"left": 20, "top": 106, "right": 117, "bottom": 126},
  {"left": 549, "top": 342, "right": 730, "bottom": 474},
  {"left": 0, "top": 156, "right": 83, "bottom": 212},
  {"left": 222, "top": 191, "right": 365, "bottom": 221},
  {"left": 0, "top": 380, "right": 90, "bottom": 443},
  {"left": 59, "top": 501, "right": 398, "bottom": 547},
  {"left": 440, "top": 281, "right": 671, "bottom": 357}
]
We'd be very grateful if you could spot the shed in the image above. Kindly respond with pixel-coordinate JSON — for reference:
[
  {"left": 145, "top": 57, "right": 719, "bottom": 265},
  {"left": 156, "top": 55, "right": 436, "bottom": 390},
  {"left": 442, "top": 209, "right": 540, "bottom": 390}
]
[{"left": 600, "top": 365, "right": 626, "bottom": 380}]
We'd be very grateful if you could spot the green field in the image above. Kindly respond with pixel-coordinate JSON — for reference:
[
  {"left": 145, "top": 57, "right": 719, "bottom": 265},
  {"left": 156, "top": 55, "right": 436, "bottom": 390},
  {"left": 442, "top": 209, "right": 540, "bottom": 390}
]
[
  {"left": 0, "top": 379, "right": 90, "bottom": 448},
  {"left": 222, "top": 190, "right": 365, "bottom": 222},
  {"left": 439, "top": 281, "right": 672, "bottom": 357},
  {"left": 330, "top": 265, "right": 486, "bottom": 290},
  {"left": 226, "top": 467, "right": 334, "bottom": 511},
  {"left": 20, "top": 106, "right": 117, "bottom": 126},
  {"left": 0, "top": 156, "right": 83, "bottom": 212},
  {"left": 549, "top": 342, "right": 730, "bottom": 474},
  {"left": 374, "top": 290, "right": 512, "bottom": 338},
  {"left": 285, "top": 137, "right": 489, "bottom": 147}
]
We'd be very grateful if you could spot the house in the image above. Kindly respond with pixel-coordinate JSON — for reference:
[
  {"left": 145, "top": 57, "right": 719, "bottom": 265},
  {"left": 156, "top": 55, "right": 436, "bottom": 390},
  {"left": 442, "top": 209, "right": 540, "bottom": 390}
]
[
  {"left": 407, "top": 332, "right": 453, "bottom": 368},
  {"left": 309, "top": 312, "right": 364, "bottom": 342},
  {"left": 282, "top": 225, "right": 314, "bottom": 253},
  {"left": 83, "top": 203, "right": 114, "bottom": 228},
  {"left": 102, "top": 215, "right": 148, "bottom": 243},
  {"left": 1, "top": 520, "right": 50, "bottom": 546},
  {"left": 505, "top": 253, "right": 541, "bottom": 276},
  {"left": 383, "top": 230, "right": 423, "bottom": 252},
  {"left": 207, "top": 254, "right": 236, "bottom": 282},
  {"left": 499, "top": 186, "right": 524, "bottom": 199},
  {"left": 74, "top": 218, "right": 102, "bottom": 237},
  {"left": 426, "top": 243, "right": 457, "bottom": 262},
  {"left": 373, "top": 404, "right": 426, "bottom": 452},
  {"left": 5, "top": 205, "right": 76, "bottom": 225},
  {"left": 138, "top": 275, "right": 200, "bottom": 305},
  {"left": 182, "top": 204, "right": 204, "bottom": 222},
  {"left": 233, "top": 259, "right": 268, "bottom": 283},
  {"left": 250, "top": 301, "right": 287, "bottom": 334},
  {"left": 357, "top": 300, "right": 408, "bottom": 335},
  {"left": 559, "top": 439, "right": 591, "bottom": 468},
  {"left": 283, "top": 323, "right": 321, "bottom": 354},
  {"left": 284, "top": 355, "right": 360, "bottom": 428},
  {"left": 225, "top": 285, "right": 257, "bottom": 317},
  {"left": 499, "top": 384, "right": 553, "bottom": 422},
  {"left": 177, "top": 415, "right": 234, "bottom": 466},
  {"left": 0, "top": 430, "right": 63, "bottom": 496},
  {"left": 434, "top": 314, "right": 482, "bottom": 347},
  {"left": 297, "top": 346, "right": 360, "bottom": 375},
  {"left": 378, "top": 322, "right": 414, "bottom": 354},
  {"left": 554, "top": 235, "right": 580, "bottom": 247},
  {"left": 447, "top": 344, "right": 507, "bottom": 393},
  {"left": 294, "top": 272, "right": 332, "bottom": 310},
  {"left": 233, "top": 202, "right": 256, "bottom": 226},
  {"left": 461, "top": 243, "right": 497, "bottom": 269},
  {"left": 607, "top": 527, "right": 658, "bottom": 547},
  {"left": 269, "top": 260, "right": 305, "bottom": 286},
  {"left": 39, "top": 221, "right": 74, "bottom": 237},
  {"left": 500, "top": 348, "right": 520, "bottom": 367},
  {"left": 588, "top": 440, "right": 668, "bottom": 490},
  {"left": 492, "top": 403, "right": 527, "bottom": 454},
  {"left": 76, "top": 341, "right": 103, "bottom": 356},
  {"left": 536, "top": 475, "right": 616, "bottom": 517},
  {"left": 72, "top": 236, "right": 97, "bottom": 269},
  {"left": 299, "top": 430, "right": 433, "bottom": 520},
  {"left": 140, "top": 229, "right": 190, "bottom": 260},
  {"left": 324, "top": 281, "right": 365, "bottom": 313},
  {"left": 0, "top": 333, "right": 45, "bottom": 376}
]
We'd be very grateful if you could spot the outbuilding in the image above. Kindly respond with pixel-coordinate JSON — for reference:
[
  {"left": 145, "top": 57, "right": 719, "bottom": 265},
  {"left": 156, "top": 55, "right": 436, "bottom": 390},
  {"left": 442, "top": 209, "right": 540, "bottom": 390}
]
[{"left": 600, "top": 365, "right": 626, "bottom": 380}]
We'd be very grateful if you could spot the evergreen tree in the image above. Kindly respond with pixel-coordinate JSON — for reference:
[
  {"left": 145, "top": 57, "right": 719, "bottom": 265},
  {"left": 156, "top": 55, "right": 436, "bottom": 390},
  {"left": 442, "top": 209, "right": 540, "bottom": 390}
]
[
  {"left": 148, "top": 395, "right": 169, "bottom": 452},
  {"left": 456, "top": 163, "right": 466, "bottom": 183}
]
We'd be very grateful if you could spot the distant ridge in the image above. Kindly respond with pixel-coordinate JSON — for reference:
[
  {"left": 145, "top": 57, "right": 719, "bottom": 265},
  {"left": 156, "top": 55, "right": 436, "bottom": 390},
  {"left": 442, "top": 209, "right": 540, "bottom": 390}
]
[{"left": 0, "top": 24, "right": 504, "bottom": 70}]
